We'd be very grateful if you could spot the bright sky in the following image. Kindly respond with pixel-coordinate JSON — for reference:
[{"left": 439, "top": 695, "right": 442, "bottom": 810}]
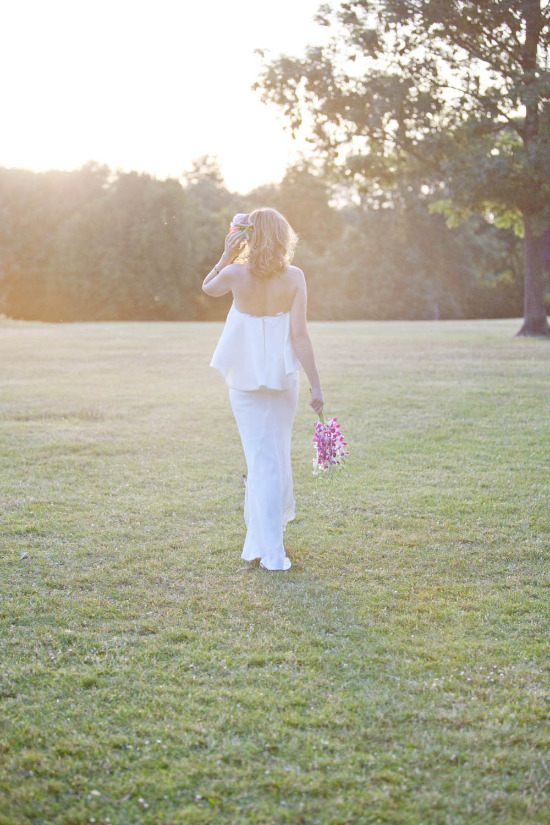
[{"left": 1, "top": 0, "right": 325, "bottom": 193}]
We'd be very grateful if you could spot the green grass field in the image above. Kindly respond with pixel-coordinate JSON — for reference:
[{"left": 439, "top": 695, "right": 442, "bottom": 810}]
[{"left": 1, "top": 317, "right": 549, "bottom": 825}]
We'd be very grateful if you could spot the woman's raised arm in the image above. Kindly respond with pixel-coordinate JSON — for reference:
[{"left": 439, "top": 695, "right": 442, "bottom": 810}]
[{"left": 202, "top": 232, "right": 243, "bottom": 296}]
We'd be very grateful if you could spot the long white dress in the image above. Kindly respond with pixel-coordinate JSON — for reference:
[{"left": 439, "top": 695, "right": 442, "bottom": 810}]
[{"left": 210, "top": 302, "right": 301, "bottom": 570}]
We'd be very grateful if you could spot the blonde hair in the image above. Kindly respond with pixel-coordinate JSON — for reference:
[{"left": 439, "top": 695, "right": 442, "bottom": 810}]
[{"left": 244, "top": 207, "right": 298, "bottom": 280}]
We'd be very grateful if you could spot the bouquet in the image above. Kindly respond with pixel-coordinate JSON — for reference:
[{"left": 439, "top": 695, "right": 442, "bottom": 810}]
[
  {"left": 229, "top": 213, "right": 253, "bottom": 242},
  {"left": 313, "top": 415, "right": 349, "bottom": 473}
]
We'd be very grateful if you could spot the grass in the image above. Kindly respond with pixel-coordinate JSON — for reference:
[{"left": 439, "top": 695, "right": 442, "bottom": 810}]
[{"left": 0, "top": 316, "right": 549, "bottom": 825}]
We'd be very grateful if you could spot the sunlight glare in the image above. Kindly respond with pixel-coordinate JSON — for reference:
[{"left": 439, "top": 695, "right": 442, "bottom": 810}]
[{"left": 0, "top": 0, "right": 324, "bottom": 192}]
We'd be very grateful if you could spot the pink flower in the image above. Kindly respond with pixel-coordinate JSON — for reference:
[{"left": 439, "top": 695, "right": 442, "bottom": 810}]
[
  {"left": 230, "top": 213, "right": 249, "bottom": 233},
  {"left": 229, "top": 213, "right": 252, "bottom": 241},
  {"left": 313, "top": 415, "right": 349, "bottom": 472}
]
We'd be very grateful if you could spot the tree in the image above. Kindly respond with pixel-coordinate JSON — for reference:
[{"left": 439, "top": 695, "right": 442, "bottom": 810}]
[
  {"left": 0, "top": 163, "right": 110, "bottom": 319},
  {"left": 181, "top": 155, "right": 233, "bottom": 212},
  {"left": 52, "top": 171, "right": 204, "bottom": 320},
  {"left": 275, "top": 163, "right": 342, "bottom": 252},
  {"left": 256, "top": 0, "right": 550, "bottom": 335}
]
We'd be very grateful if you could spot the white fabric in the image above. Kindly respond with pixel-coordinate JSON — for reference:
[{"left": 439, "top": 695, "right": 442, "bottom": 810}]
[
  {"left": 210, "top": 302, "right": 301, "bottom": 570},
  {"left": 230, "top": 379, "right": 299, "bottom": 570},
  {"left": 210, "top": 302, "right": 300, "bottom": 391}
]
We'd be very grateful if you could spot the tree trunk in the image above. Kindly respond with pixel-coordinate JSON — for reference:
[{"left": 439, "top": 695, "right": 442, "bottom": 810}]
[
  {"left": 517, "top": 214, "right": 550, "bottom": 335},
  {"left": 517, "top": 0, "right": 550, "bottom": 335}
]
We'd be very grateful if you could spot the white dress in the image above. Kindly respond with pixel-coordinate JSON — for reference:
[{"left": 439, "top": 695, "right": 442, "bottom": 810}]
[{"left": 210, "top": 302, "right": 301, "bottom": 570}]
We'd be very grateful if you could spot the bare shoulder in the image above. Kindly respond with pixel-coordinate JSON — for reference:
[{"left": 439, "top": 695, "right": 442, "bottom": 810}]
[
  {"left": 287, "top": 265, "right": 306, "bottom": 289},
  {"left": 223, "top": 262, "right": 246, "bottom": 283},
  {"left": 225, "top": 262, "right": 245, "bottom": 276}
]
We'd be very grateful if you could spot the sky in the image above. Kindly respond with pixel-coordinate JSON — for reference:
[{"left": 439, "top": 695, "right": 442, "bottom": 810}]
[{"left": 1, "top": 0, "right": 326, "bottom": 193}]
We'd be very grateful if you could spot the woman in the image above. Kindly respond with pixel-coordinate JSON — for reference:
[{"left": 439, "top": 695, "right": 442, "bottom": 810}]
[{"left": 202, "top": 207, "right": 324, "bottom": 571}]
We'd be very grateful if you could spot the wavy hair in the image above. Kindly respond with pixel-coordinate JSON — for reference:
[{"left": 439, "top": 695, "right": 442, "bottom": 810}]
[{"left": 244, "top": 207, "right": 298, "bottom": 280}]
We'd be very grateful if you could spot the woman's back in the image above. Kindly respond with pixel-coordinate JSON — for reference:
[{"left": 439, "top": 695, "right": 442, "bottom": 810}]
[
  {"left": 232, "top": 264, "right": 299, "bottom": 317},
  {"left": 202, "top": 205, "right": 323, "bottom": 414},
  {"left": 202, "top": 206, "right": 324, "bottom": 571}
]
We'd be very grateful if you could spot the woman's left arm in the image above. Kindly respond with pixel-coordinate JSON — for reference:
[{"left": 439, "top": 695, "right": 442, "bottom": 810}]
[
  {"left": 202, "top": 264, "right": 235, "bottom": 296},
  {"left": 202, "top": 232, "right": 243, "bottom": 296}
]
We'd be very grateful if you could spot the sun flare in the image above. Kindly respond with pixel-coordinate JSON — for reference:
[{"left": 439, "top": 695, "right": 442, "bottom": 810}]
[{"left": 1, "top": 0, "right": 322, "bottom": 191}]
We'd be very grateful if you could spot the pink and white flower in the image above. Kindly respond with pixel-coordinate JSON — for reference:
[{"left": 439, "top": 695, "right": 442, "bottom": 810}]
[
  {"left": 229, "top": 213, "right": 252, "bottom": 241},
  {"left": 313, "top": 415, "right": 349, "bottom": 472}
]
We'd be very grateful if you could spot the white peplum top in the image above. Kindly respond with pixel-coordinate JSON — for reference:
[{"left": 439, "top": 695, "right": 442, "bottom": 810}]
[{"left": 210, "top": 302, "right": 301, "bottom": 391}]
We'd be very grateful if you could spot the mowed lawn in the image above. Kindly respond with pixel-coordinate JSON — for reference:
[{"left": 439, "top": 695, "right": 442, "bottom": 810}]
[{"left": 0, "top": 317, "right": 549, "bottom": 825}]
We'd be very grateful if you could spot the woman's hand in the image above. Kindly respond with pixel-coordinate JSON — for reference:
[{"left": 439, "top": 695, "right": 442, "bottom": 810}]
[
  {"left": 221, "top": 231, "right": 244, "bottom": 266},
  {"left": 309, "top": 386, "right": 324, "bottom": 417},
  {"left": 202, "top": 232, "right": 244, "bottom": 294}
]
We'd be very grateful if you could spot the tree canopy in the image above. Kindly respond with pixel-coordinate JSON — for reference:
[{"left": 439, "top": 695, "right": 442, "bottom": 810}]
[{"left": 256, "top": 0, "right": 550, "bottom": 334}]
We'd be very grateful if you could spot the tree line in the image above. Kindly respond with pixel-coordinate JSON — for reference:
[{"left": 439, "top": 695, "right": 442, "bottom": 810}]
[
  {"left": 2, "top": 2, "right": 549, "bottom": 329},
  {"left": 0, "top": 157, "right": 530, "bottom": 323}
]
